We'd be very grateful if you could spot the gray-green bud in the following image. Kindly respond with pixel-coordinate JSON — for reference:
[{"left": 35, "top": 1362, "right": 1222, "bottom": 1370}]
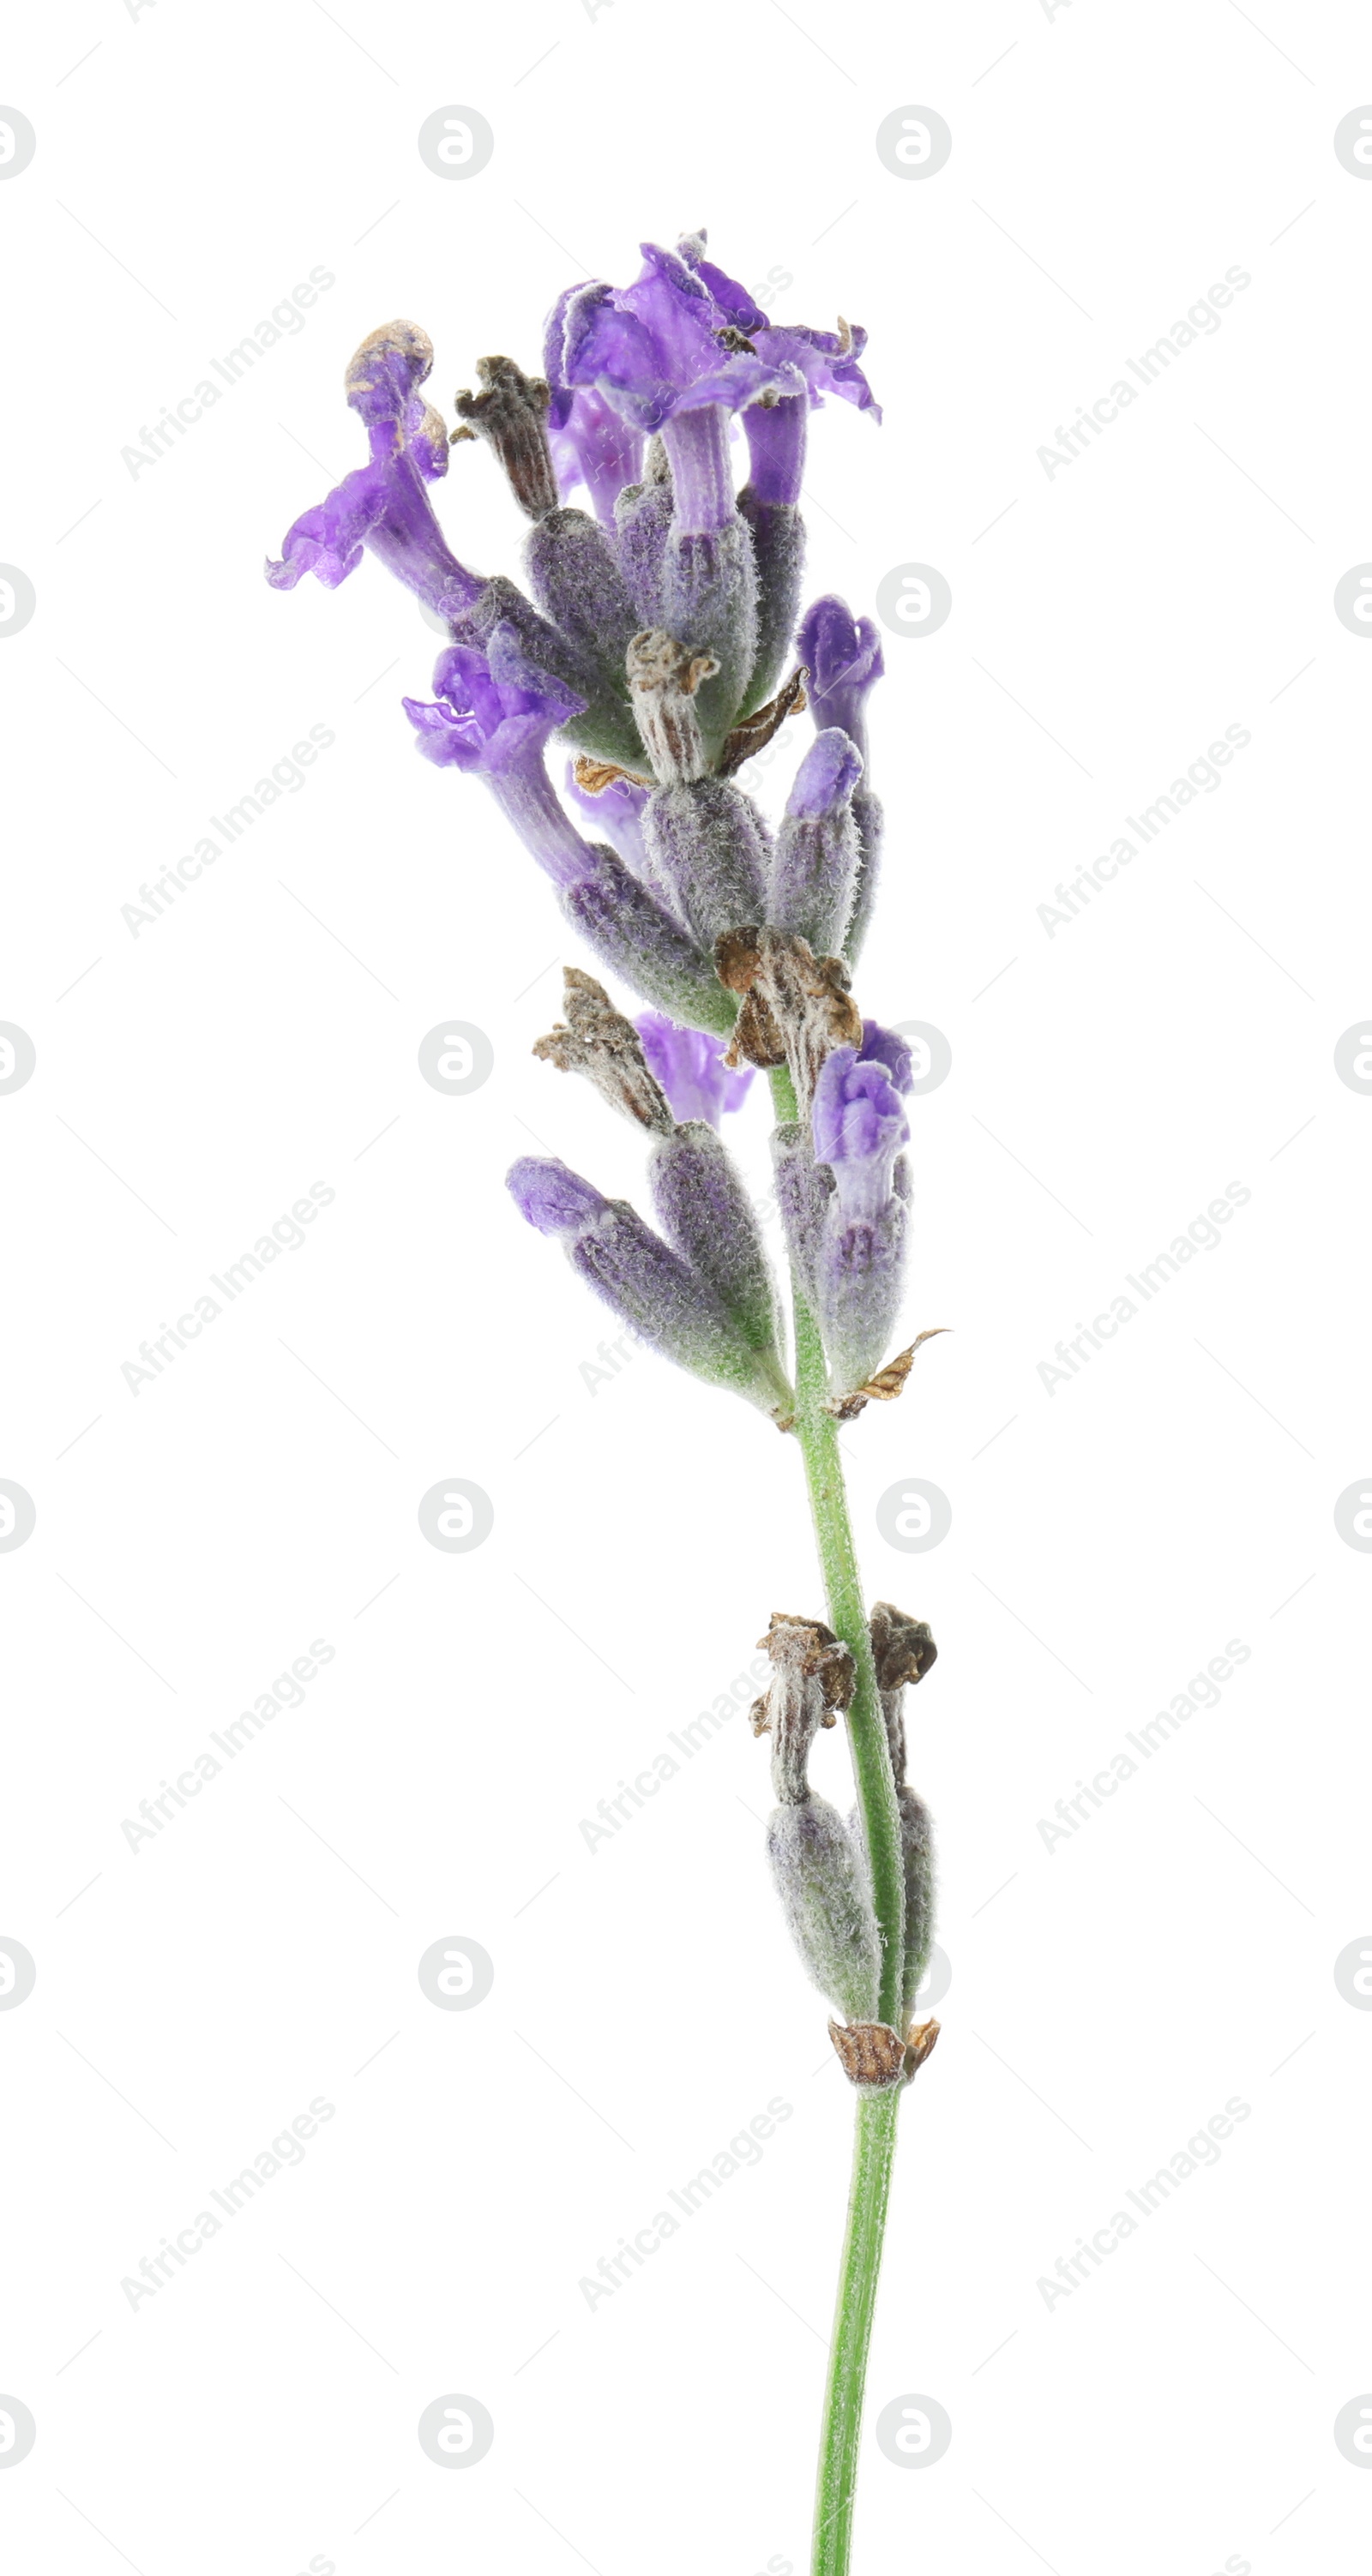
[
  {"left": 863, "top": 1600, "right": 939, "bottom": 2027},
  {"left": 648, "top": 1120, "right": 785, "bottom": 1379},
  {"left": 767, "top": 1796, "right": 882, "bottom": 2025}
]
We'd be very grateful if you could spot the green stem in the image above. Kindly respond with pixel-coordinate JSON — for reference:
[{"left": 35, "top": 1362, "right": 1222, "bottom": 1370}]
[
  {"left": 810, "top": 2088, "right": 901, "bottom": 2576},
  {"left": 790, "top": 1293, "right": 906, "bottom": 2030},
  {"left": 768, "top": 1066, "right": 908, "bottom": 2576}
]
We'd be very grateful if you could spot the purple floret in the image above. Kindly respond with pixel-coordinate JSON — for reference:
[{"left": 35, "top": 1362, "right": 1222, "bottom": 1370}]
[
  {"left": 811, "top": 1046, "right": 910, "bottom": 1224},
  {"left": 636, "top": 1012, "right": 754, "bottom": 1126},
  {"left": 796, "top": 596, "right": 884, "bottom": 762},
  {"left": 742, "top": 324, "right": 880, "bottom": 507},
  {"left": 403, "top": 624, "right": 600, "bottom": 887},
  {"left": 543, "top": 287, "right": 647, "bottom": 524},
  {"left": 402, "top": 622, "right": 585, "bottom": 778},
  {"left": 557, "top": 240, "right": 791, "bottom": 436},
  {"left": 266, "top": 322, "right": 483, "bottom": 622},
  {"left": 858, "top": 1018, "right": 913, "bottom": 1095}
]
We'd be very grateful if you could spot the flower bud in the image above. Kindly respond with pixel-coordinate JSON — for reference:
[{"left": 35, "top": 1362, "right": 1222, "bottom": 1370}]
[
  {"left": 811, "top": 1044, "right": 912, "bottom": 1394},
  {"left": 737, "top": 490, "right": 806, "bottom": 721},
  {"left": 557, "top": 844, "right": 737, "bottom": 1036},
  {"left": 507, "top": 1156, "right": 791, "bottom": 1416},
  {"left": 815, "top": 1186, "right": 911, "bottom": 1400},
  {"left": 844, "top": 784, "right": 884, "bottom": 966},
  {"left": 648, "top": 1122, "right": 785, "bottom": 1385},
  {"left": 894, "top": 1786, "right": 935, "bottom": 2031},
  {"left": 769, "top": 1120, "right": 830, "bottom": 1307},
  {"left": 635, "top": 1013, "right": 753, "bottom": 1126},
  {"left": 849, "top": 1786, "right": 938, "bottom": 2034},
  {"left": 642, "top": 778, "right": 771, "bottom": 949},
  {"left": 864, "top": 1601, "right": 938, "bottom": 2027},
  {"left": 770, "top": 728, "right": 864, "bottom": 957},
  {"left": 614, "top": 446, "right": 674, "bottom": 624},
  {"left": 660, "top": 517, "right": 759, "bottom": 760},
  {"left": 447, "top": 573, "right": 641, "bottom": 768},
  {"left": 526, "top": 507, "right": 639, "bottom": 708},
  {"left": 767, "top": 1797, "right": 882, "bottom": 2025}
]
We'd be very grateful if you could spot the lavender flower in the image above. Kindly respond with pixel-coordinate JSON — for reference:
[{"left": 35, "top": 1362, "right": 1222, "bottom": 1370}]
[
  {"left": 795, "top": 596, "right": 884, "bottom": 765},
  {"left": 266, "top": 236, "right": 942, "bottom": 2576},
  {"left": 635, "top": 1012, "right": 753, "bottom": 1125},
  {"left": 266, "top": 323, "right": 483, "bottom": 621},
  {"left": 402, "top": 623, "right": 595, "bottom": 887},
  {"left": 794, "top": 596, "right": 886, "bottom": 962},
  {"left": 813, "top": 1045, "right": 909, "bottom": 1224},
  {"left": 552, "top": 237, "right": 798, "bottom": 758},
  {"left": 742, "top": 319, "right": 880, "bottom": 508},
  {"left": 857, "top": 1018, "right": 912, "bottom": 1090},
  {"left": 555, "top": 238, "right": 786, "bottom": 444},
  {"left": 544, "top": 286, "right": 647, "bottom": 524},
  {"left": 810, "top": 1045, "right": 912, "bottom": 1392},
  {"left": 548, "top": 381, "right": 647, "bottom": 525}
]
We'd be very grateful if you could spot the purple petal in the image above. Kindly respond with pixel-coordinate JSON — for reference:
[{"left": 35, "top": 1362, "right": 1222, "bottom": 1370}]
[
  {"left": 786, "top": 728, "right": 864, "bottom": 821},
  {"left": 507, "top": 1156, "right": 606, "bottom": 1236},
  {"left": 811, "top": 1046, "right": 909, "bottom": 1223},
  {"left": 676, "top": 231, "right": 770, "bottom": 334},
  {"left": 858, "top": 1018, "right": 913, "bottom": 1094},
  {"left": 636, "top": 1012, "right": 755, "bottom": 1126},
  {"left": 412, "top": 621, "right": 587, "bottom": 778},
  {"left": 752, "top": 321, "right": 881, "bottom": 420},
  {"left": 265, "top": 464, "right": 385, "bottom": 591},
  {"left": 558, "top": 247, "right": 791, "bottom": 434},
  {"left": 401, "top": 695, "right": 484, "bottom": 772},
  {"left": 795, "top": 596, "right": 884, "bottom": 757},
  {"left": 344, "top": 321, "right": 436, "bottom": 429}
]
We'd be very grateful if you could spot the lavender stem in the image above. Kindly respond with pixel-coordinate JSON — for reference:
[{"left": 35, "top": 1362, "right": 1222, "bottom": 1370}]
[{"left": 770, "top": 1062, "right": 909, "bottom": 2576}]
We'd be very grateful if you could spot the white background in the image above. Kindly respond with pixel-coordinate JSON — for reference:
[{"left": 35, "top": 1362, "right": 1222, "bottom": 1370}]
[{"left": 2, "top": 4, "right": 1370, "bottom": 2572}]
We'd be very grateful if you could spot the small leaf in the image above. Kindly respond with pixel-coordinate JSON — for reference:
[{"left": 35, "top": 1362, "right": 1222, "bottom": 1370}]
[
  {"left": 717, "top": 666, "right": 808, "bottom": 777},
  {"left": 824, "top": 1328, "right": 951, "bottom": 1420}
]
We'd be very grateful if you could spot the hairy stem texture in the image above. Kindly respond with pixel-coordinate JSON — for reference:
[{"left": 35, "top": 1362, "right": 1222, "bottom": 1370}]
[
  {"left": 768, "top": 1065, "right": 908, "bottom": 2576},
  {"left": 809, "top": 2087, "right": 902, "bottom": 2576}
]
